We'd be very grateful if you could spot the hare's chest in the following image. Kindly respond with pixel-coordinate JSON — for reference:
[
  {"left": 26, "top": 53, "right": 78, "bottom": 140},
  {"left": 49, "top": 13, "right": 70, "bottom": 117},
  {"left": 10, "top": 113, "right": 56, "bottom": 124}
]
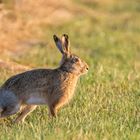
[{"left": 64, "top": 84, "right": 76, "bottom": 101}]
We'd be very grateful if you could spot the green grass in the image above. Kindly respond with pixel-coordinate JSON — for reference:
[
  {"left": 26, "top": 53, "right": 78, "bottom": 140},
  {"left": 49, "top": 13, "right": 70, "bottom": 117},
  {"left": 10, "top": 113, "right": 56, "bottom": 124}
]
[{"left": 0, "top": 0, "right": 140, "bottom": 140}]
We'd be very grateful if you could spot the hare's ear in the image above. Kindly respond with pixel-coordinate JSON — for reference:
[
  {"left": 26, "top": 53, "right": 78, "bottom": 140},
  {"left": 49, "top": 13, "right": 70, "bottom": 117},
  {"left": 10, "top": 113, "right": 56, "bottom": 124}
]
[
  {"left": 61, "top": 34, "right": 70, "bottom": 54},
  {"left": 53, "top": 35, "right": 64, "bottom": 54}
]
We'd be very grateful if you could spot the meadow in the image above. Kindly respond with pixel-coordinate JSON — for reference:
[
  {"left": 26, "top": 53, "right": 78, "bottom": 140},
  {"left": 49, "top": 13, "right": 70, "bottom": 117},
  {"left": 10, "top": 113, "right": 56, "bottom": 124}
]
[{"left": 0, "top": 0, "right": 140, "bottom": 139}]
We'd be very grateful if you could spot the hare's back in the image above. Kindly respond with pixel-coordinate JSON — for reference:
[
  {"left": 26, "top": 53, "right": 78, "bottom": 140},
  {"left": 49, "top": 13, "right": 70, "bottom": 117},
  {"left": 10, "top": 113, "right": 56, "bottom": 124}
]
[{"left": 1, "top": 69, "right": 54, "bottom": 91}]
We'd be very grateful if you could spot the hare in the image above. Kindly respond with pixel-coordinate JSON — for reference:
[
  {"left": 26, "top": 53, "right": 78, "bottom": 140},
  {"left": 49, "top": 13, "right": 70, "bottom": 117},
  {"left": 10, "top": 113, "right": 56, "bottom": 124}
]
[{"left": 0, "top": 34, "right": 89, "bottom": 123}]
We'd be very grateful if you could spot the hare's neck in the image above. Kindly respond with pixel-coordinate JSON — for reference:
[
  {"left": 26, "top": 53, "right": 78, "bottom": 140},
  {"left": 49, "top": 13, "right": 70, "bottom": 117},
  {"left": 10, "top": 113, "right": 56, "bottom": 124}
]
[
  {"left": 59, "top": 65, "right": 80, "bottom": 75},
  {"left": 60, "top": 65, "right": 71, "bottom": 73}
]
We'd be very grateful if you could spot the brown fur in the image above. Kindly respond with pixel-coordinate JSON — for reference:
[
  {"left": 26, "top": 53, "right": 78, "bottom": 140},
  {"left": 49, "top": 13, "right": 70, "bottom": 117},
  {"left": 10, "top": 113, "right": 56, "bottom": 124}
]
[{"left": 0, "top": 34, "right": 89, "bottom": 123}]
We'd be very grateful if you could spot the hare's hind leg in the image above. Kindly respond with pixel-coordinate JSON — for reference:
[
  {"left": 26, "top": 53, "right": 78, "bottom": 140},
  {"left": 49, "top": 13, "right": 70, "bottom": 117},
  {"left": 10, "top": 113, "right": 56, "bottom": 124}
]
[
  {"left": 14, "top": 105, "right": 37, "bottom": 123},
  {"left": 0, "top": 90, "right": 20, "bottom": 118},
  {"left": 0, "top": 104, "right": 20, "bottom": 118}
]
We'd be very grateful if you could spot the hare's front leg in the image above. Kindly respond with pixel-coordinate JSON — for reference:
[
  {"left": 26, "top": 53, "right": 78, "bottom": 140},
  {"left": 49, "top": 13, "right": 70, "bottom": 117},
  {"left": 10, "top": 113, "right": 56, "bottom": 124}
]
[
  {"left": 48, "top": 98, "right": 67, "bottom": 117},
  {"left": 14, "top": 105, "right": 37, "bottom": 123}
]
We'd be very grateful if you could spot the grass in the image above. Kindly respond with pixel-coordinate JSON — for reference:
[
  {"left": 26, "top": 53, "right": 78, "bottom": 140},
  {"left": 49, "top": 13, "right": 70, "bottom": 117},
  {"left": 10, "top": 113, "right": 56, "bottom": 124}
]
[{"left": 0, "top": 0, "right": 140, "bottom": 140}]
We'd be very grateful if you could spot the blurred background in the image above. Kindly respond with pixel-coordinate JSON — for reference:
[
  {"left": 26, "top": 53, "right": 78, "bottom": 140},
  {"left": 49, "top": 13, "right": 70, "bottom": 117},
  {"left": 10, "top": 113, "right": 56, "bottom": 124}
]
[
  {"left": 0, "top": 0, "right": 139, "bottom": 70},
  {"left": 0, "top": 0, "right": 140, "bottom": 139}
]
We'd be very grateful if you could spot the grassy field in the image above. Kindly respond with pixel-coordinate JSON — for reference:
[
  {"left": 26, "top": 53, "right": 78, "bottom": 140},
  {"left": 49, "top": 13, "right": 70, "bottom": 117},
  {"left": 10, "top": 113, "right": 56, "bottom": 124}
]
[{"left": 0, "top": 0, "right": 140, "bottom": 140}]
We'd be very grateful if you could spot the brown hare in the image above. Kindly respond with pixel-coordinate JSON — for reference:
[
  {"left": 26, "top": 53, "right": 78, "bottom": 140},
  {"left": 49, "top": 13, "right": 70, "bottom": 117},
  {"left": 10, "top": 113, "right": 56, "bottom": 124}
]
[{"left": 0, "top": 34, "right": 89, "bottom": 123}]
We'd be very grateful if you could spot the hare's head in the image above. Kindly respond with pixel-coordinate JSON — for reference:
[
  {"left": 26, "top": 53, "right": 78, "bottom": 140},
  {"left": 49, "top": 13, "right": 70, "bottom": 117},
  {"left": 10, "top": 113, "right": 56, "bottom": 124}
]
[{"left": 53, "top": 34, "right": 89, "bottom": 75}]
